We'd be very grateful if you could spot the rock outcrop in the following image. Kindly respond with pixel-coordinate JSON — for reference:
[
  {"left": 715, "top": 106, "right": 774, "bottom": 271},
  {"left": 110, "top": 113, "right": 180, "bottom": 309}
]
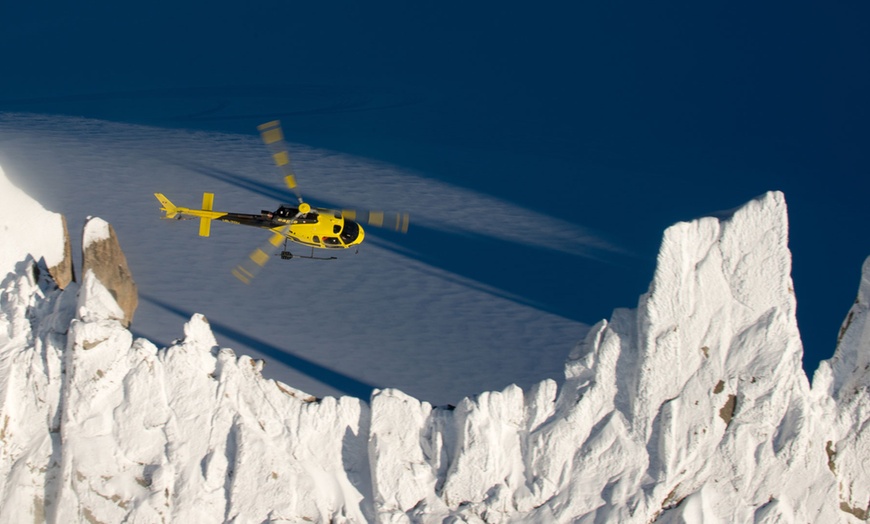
[
  {"left": 81, "top": 217, "right": 138, "bottom": 327},
  {"left": 47, "top": 214, "right": 75, "bottom": 289}
]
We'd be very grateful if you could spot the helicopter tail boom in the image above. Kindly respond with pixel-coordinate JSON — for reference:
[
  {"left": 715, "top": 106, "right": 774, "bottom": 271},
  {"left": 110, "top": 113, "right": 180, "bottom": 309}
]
[{"left": 154, "top": 193, "right": 226, "bottom": 234}]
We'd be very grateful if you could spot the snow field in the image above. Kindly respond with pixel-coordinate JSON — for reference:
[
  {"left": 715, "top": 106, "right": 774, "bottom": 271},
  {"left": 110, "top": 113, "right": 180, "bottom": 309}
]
[{"left": 0, "top": 113, "right": 590, "bottom": 405}]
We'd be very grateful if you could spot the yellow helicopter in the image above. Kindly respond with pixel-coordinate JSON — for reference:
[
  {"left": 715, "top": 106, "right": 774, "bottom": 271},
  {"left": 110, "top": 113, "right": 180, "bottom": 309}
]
[{"left": 154, "top": 120, "right": 409, "bottom": 283}]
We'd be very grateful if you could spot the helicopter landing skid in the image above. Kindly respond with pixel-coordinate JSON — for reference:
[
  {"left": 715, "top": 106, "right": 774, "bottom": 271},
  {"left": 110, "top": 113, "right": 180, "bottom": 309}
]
[{"left": 279, "top": 248, "right": 336, "bottom": 261}]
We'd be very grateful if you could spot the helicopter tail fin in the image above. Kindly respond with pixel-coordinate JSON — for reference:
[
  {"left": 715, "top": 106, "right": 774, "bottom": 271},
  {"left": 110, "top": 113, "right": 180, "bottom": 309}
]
[
  {"left": 199, "top": 192, "right": 215, "bottom": 237},
  {"left": 155, "top": 193, "right": 178, "bottom": 219}
]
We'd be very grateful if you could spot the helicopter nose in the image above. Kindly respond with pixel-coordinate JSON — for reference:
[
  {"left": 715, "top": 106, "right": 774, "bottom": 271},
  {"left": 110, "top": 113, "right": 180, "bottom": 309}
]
[{"left": 356, "top": 223, "right": 365, "bottom": 245}]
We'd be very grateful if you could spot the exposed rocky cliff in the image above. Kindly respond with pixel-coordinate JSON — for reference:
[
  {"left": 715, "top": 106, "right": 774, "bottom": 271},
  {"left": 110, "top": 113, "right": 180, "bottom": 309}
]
[{"left": 81, "top": 216, "right": 137, "bottom": 327}]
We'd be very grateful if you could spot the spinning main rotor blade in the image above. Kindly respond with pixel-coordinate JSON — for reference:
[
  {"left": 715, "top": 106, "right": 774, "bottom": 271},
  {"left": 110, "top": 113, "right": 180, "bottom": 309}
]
[
  {"left": 231, "top": 215, "right": 299, "bottom": 284},
  {"left": 258, "top": 120, "right": 304, "bottom": 205},
  {"left": 340, "top": 209, "right": 410, "bottom": 233},
  {"left": 259, "top": 120, "right": 410, "bottom": 233}
]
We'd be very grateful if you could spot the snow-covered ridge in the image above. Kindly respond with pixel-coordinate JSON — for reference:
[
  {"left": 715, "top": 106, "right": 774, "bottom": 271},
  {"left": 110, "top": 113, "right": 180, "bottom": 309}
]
[
  {"left": 1, "top": 167, "right": 869, "bottom": 521},
  {"left": 0, "top": 165, "right": 71, "bottom": 287}
]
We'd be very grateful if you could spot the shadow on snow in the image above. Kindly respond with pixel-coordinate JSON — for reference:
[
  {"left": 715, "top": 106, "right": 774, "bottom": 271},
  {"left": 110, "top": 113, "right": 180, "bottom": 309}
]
[
  {"left": 140, "top": 292, "right": 377, "bottom": 399},
  {"left": 173, "top": 159, "right": 650, "bottom": 325}
]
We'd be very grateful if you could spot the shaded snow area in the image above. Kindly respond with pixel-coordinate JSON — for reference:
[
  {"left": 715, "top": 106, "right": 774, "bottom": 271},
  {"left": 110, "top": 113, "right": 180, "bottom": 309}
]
[
  {"left": 0, "top": 113, "right": 593, "bottom": 405},
  {"left": 1, "top": 168, "right": 869, "bottom": 522}
]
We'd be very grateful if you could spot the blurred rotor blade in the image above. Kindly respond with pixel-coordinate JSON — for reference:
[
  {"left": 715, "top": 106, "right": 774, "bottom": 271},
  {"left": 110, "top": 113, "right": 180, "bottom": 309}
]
[
  {"left": 341, "top": 209, "right": 410, "bottom": 233},
  {"left": 258, "top": 120, "right": 304, "bottom": 204},
  {"left": 231, "top": 226, "right": 289, "bottom": 284},
  {"left": 231, "top": 213, "right": 299, "bottom": 284}
]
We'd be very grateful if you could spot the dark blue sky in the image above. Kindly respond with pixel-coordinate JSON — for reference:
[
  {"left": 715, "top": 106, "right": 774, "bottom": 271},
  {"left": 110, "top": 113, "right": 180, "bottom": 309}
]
[{"left": 2, "top": 2, "right": 868, "bottom": 376}]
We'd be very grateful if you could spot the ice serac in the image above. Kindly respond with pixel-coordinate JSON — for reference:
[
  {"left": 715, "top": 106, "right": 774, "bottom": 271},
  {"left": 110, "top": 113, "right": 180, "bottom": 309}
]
[
  {"left": 813, "top": 256, "right": 870, "bottom": 521},
  {"left": 0, "top": 262, "right": 74, "bottom": 523},
  {"left": 1, "top": 180, "right": 869, "bottom": 523},
  {"left": 81, "top": 216, "right": 138, "bottom": 327},
  {"left": 0, "top": 268, "right": 372, "bottom": 523},
  {"left": 52, "top": 306, "right": 371, "bottom": 523},
  {"left": 365, "top": 191, "right": 865, "bottom": 522}
]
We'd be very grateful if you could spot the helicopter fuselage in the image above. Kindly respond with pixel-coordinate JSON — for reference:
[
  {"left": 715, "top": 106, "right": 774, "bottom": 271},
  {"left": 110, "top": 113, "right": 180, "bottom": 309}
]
[
  {"left": 154, "top": 193, "right": 365, "bottom": 250},
  {"left": 217, "top": 205, "right": 365, "bottom": 249},
  {"left": 155, "top": 120, "right": 406, "bottom": 282}
]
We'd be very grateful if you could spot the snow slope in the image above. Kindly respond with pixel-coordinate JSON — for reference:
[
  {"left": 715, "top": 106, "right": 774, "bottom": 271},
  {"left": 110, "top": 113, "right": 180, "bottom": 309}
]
[
  {"left": 1, "top": 167, "right": 869, "bottom": 521},
  {"left": 0, "top": 113, "right": 597, "bottom": 405},
  {"left": 0, "top": 164, "right": 66, "bottom": 277}
]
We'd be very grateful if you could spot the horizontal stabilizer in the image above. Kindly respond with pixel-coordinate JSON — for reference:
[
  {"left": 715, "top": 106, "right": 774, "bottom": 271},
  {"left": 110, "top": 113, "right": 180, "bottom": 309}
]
[
  {"left": 199, "top": 192, "right": 215, "bottom": 237},
  {"left": 199, "top": 217, "right": 212, "bottom": 237}
]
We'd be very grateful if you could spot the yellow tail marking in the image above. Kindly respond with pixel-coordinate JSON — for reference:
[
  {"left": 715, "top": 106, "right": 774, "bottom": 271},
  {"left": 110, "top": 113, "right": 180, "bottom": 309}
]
[{"left": 250, "top": 249, "right": 270, "bottom": 267}]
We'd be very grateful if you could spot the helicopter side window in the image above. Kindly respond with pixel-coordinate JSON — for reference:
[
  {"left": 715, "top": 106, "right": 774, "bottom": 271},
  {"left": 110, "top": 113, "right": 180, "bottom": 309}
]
[
  {"left": 322, "top": 236, "right": 342, "bottom": 247},
  {"left": 333, "top": 224, "right": 341, "bottom": 234}
]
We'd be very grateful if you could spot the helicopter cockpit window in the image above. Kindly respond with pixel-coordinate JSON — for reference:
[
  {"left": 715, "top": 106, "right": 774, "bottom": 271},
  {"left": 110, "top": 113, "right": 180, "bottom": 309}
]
[
  {"left": 323, "top": 236, "right": 342, "bottom": 247},
  {"left": 333, "top": 224, "right": 341, "bottom": 234},
  {"left": 340, "top": 220, "right": 360, "bottom": 244}
]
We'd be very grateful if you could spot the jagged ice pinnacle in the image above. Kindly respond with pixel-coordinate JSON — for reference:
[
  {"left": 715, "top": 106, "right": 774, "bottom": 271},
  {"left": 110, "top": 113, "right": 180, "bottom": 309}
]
[{"left": 0, "top": 165, "right": 868, "bottom": 522}]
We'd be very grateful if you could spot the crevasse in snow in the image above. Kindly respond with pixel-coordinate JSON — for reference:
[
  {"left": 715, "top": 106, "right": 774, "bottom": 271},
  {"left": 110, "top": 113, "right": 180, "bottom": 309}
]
[{"left": 0, "top": 165, "right": 868, "bottom": 522}]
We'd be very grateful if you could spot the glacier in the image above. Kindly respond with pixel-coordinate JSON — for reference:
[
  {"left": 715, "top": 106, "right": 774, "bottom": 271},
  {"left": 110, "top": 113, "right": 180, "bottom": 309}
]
[{"left": 0, "top": 164, "right": 868, "bottom": 523}]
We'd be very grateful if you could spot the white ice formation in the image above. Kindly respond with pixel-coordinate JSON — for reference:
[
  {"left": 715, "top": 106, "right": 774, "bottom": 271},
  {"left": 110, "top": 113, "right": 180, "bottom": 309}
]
[{"left": 0, "top": 164, "right": 868, "bottom": 522}]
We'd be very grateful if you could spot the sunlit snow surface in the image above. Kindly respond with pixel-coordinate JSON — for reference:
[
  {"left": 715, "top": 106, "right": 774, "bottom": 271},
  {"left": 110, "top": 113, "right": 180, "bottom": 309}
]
[
  {"left": 0, "top": 113, "right": 606, "bottom": 404},
  {"left": 3, "top": 179, "right": 868, "bottom": 522},
  {"left": 0, "top": 158, "right": 65, "bottom": 273}
]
